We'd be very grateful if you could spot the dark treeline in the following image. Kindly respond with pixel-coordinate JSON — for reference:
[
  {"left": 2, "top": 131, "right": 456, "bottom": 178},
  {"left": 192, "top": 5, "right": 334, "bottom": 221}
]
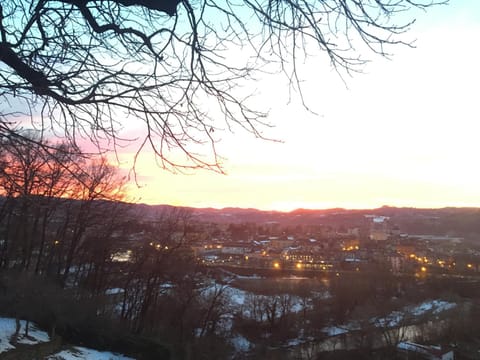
[
  {"left": 0, "top": 134, "right": 127, "bottom": 284},
  {"left": 0, "top": 134, "right": 231, "bottom": 359}
]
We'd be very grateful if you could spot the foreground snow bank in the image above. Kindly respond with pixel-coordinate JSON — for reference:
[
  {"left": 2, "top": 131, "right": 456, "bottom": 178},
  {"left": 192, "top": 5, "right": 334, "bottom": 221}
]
[
  {"left": 0, "top": 318, "right": 50, "bottom": 353},
  {"left": 48, "top": 346, "right": 134, "bottom": 360},
  {"left": 0, "top": 317, "right": 134, "bottom": 359}
]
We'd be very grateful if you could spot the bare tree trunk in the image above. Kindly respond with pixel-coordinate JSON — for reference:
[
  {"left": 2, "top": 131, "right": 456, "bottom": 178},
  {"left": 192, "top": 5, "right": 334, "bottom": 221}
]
[
  {"left": 35, "top": 213, "right": 50, "bottom": 274},
  {"left": 24, "top": 319, "right": 30, "bottom": 337},
  {"left": 11, "top": 317, "right": 21, "bottom": 345}
]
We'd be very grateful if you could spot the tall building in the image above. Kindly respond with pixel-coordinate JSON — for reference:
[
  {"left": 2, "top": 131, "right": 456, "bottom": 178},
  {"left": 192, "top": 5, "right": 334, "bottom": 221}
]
[{"left": 365, "top": 215, "right": 389, "bottom": 241}]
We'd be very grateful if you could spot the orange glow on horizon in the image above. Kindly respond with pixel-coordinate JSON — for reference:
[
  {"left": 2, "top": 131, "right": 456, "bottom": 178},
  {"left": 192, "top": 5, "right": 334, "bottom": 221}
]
[{"left": 122, "top": 164, "right": 480, "bottom": 212}]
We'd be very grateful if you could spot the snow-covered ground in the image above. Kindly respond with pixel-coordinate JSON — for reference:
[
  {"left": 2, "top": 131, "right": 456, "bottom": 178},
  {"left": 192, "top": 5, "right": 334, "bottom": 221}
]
[
  {"left": 48, "top": 346, "right": 134, "bottom": 360},
  {"left": 105, "top": 288, "right": 124, "bottom": 295},
  {"left": 199, "top": 279, "right": 459, "bottom": 355},
  {"left": 224, "top": 286, "right": 249, "bottom": 306},
  {"left": 230, "top": 334, "right": 252, "bottom": 353},
  {"left": 0, "top": 318, "right": 50, "bottom": 353},
  {"left": 322, "top": 326, "right": 349, "bottom": 337},
  {"left": 322, "top": 299, "right": 457, "bottom": 336},
  {"left": 375, "top": 299, "right": 457, "bottom": 329},
  {"left": 225, "top": 285, "right": 308, "bottom": 316},
  {"left": 410, "top": 299, "right": 456, "bottom": 316},
  {"left": 0, "top": 317, "right": 134, "bottom": 359}
]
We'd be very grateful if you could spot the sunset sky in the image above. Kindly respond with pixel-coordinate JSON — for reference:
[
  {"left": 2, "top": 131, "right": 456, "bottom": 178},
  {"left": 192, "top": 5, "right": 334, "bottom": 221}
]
[{"left": 121, "top": 1, "right": 480, "bottom": 211}]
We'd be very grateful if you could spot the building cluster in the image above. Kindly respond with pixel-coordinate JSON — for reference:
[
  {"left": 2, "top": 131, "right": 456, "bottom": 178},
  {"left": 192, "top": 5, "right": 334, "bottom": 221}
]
[{"left": 189, "top": 215, "right": 475, "bottom": 276}]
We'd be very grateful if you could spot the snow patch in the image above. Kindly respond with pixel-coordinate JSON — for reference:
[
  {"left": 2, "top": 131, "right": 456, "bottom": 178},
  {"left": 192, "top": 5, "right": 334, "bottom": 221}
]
[
  {"left": 226, "top": 287, "right": 248, "bottom": 306},
  {"left": 48, "top": 346, "right": 134, "bottom": 360},
  {"left": 105, "top": 288, "right": 124, "bottom": 295},
  {"left": 230, "top": 334, "right": 251, "bottom": 352},
  {"left": 322, "top": 326, "right": 349, "bottom": 336},
  {"left": 0, "top": 318, "right": 50, "bottom": 353},
  {"left": 410, "top": 300, "right": 456, "bottom": 316}
]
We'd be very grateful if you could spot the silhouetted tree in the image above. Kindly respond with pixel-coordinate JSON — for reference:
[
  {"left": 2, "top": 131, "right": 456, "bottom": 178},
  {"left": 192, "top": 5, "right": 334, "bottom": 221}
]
[
  {"left": 118, "top": 207, "right": 194, "bottom": 333},
  {"left": 0, "top": 133, "right": 82, "bottom": 271},
  {"left": 58, "top": 156, "right": 127, "bottom": 286},
  {"left": 0, "top": 0, "right": 441, "bottom": 170},
  {"left": 0, "top": 133, "right": 128, "bottom": 285}
]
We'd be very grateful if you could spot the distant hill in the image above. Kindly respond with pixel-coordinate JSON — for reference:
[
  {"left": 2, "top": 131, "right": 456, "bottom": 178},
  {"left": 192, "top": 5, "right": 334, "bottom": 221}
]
[
  {"left": 3, "top": 195, "right": 480, "bottom": 237},
  {"left": 135, "top": 204, "right": 480, "bottom": 237},
  {"left": 123, "top": 203, "right": 469, "bottom": 233}
]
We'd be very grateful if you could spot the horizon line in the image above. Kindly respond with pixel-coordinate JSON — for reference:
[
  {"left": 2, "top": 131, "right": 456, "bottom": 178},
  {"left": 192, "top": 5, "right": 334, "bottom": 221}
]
[{"left": 130, "top": 201, "right": 480, "bottom": 213}]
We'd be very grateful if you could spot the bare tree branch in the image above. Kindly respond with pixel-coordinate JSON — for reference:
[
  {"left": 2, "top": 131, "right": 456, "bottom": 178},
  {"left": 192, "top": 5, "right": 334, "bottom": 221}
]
[{"left": 0, "top": 0, "right": 445, "bottom": 171}]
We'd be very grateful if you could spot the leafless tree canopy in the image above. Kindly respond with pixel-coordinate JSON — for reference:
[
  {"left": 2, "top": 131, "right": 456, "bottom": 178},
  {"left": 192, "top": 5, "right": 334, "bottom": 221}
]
[{"left": 0, "top": 0, "right": 442, "bottom": 170}]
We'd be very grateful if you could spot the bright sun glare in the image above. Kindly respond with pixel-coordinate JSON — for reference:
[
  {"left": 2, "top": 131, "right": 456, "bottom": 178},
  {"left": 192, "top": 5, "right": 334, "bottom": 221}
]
[{"left": 118, "top": 1, "right": 480, "bottom": 211}]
